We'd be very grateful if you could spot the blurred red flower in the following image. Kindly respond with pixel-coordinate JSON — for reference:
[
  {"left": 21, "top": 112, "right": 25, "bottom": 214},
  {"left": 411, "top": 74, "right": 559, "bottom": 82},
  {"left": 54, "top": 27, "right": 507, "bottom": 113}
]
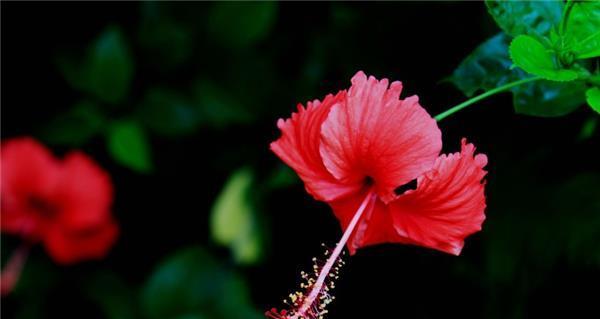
[
  {"left": 271, "top": 71, "right": 487, "bottom": 255},
  {"left": 1, "top": 137, "right": 118, "bottom": 264}
]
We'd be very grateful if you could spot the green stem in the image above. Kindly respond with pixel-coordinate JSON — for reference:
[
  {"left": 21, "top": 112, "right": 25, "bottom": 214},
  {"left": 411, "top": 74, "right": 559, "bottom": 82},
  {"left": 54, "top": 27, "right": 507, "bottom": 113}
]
[
  {"left": 560, "top": 0, "right": 575, "bottom": 37},
  {"left": 434, "top": 76, "right": 542, "bottom": 122}
]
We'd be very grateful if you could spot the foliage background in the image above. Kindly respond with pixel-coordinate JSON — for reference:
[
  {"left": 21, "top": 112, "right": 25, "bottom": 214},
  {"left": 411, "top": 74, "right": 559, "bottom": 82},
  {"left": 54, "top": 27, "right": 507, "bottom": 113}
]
[{"left": 2, "top": 2, "right": 599, "bottom": 319}]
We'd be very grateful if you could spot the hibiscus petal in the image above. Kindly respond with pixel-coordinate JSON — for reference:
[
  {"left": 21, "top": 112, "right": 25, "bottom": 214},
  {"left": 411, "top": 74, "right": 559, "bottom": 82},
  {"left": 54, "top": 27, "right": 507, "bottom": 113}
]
[
  {"left": 320, "top": 71, "right": 442, "bottom": 203},
  {"left": 271, "top": 92, "right": 361, "bottom": 201},
  {"left": 329, "top": 190, "right": 391, "bottom": 255},
  {"left": 44, "top": 219, "right": 119, "bottom": 264},
  {"left": 56, "top": 152, "right": 114, "bottom": 230},
  {"left": 387, "top": 139, "right": 487, "bottom": 255},
  {"left": 0, "top": 138, "right": 61, "bottom": 238}
]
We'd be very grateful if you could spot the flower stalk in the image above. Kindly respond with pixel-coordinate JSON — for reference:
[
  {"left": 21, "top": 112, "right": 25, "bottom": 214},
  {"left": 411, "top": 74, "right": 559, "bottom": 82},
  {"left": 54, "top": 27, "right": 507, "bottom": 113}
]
[{"left": 434, "top": 76, "right": 541, "bottom": 121}]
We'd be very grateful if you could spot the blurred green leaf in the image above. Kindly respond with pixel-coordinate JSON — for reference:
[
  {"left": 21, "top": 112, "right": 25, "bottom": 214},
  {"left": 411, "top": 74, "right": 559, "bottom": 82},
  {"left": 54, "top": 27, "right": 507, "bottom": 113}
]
[
  {"left": 512, "top": 79, "right": 586, "bottom": 117},
  {"left": 266, "top": 165, "right": 299, "bottom": 190},
  {"left": 481, "top": 160, "right": 600, "bottom": 318},
  {"left": 208, "top": 2, "right": 277, "bottom": 48},
  {"left": 86, "top": 25, "right": 134, "bottom": 104},
  {"left": 77, "top": 26, "right": 133, "bottom": 104},
  {"left": 563, "top": 1, "right": 600, "bottom": 59},
  {"left": 42, "top": 100, "right": 105, "bottom": 146},
  {"left": 225, "top": 53, "right": 278, "bottom": 113},
  {"left": 586, "top": 87, "right": 600, "bottom": 113},
  {"left": 554, "top": 174, "right": 600, "bottom": 266},
  {"left": 12, "top": 253, "right": 58, "bottom": 298},
  {"left": 85, "top": 272, "right": 137, "bottom": 319},
  {"left": 139, "top": 4, "right": 193, "bottom": 70},
  {"left": 56, "top": 53, "right": 88, "bottom": 92},
  {"left": 509, "top": 35, "right": 578, "bottom": 81},
  {"left": 331, "top": 4, "right": 359, "bottom": 29},
  {"left": 211, "top": 168, "right": 264, "bottom": 265},
  {"left": 194, "top": 80, "right": 254, "bottom": 128},
  {"left": 141, "top": 247, "right": 261, "bottom": 319},
  {"left": 138, "top": 88, "right": 199, "bottom": 137},
  {"left": 174, "top": 315, "right": 207, "bottom": 319},
  {"left": 450, "top": 33, "right": 519, "bottom": 96},
  {"left": 10, "top": 252, "right": 58, "bottom": 319},
  {"left": 58, "top": 26, "right": 134, "bottom": 105},
  {"left": 107, "top": 120, "right": 152, "bottom": 173},
  {"left": 485, "top": 0, "right": 562, "bottom": 38},
  {"left": 578, "top": 117, "right": 598, "bottom": 140}
]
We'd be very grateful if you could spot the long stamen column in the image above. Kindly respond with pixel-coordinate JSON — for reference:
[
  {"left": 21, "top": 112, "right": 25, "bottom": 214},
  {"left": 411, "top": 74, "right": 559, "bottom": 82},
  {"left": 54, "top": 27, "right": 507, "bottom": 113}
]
[{"left": 267, "top": 190, "right": 375, "bottom": 319}]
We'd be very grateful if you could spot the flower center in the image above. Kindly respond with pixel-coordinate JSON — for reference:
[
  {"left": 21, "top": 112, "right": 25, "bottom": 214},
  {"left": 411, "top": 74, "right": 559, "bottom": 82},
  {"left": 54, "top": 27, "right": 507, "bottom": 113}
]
[{"left": 27, "top": 196, "right": 58, "bottom": 219}]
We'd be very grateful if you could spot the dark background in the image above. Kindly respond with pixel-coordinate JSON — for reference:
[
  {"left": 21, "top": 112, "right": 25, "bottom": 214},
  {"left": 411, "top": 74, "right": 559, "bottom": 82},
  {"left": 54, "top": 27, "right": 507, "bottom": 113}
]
[{"left": 2, "top": 2, "right": 599, "bottom": 319}]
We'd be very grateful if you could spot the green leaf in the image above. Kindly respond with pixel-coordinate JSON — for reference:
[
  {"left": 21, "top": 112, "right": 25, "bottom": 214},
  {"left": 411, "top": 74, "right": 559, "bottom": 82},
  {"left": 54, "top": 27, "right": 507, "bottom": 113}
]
[
  {"left": 141, "top": 247, "right": 262, "bottom": 319},
  {"left": 208, "top": 2, "right": 277, "bottom": 48},
  {"left": 512, "top": 79, "right": 586, "bottom": 117},
  {"left": 139, "top": 4, "right": 193, "bottom": 70},
  {"left": 138, "top": 88, "right": 199, "bottom": 137},
  {"left": 586, "top": 87, "right": 600, "bottom": 113},
  {"left": 485, "top": 172, "right": 600, "bottom": 283},
  {"left": 266, "top": 165, "right": 299, "bottom": 190},
  {"left": 509, "top": 35, "right": 578, "bottom": 81},
  {"left": 210, "top": 168, "right": 264, "bottom": 265},
  {"left": 85, "top": 272, "right": 136, "bottom": 319},
  {"left": 450, "top": 34, "right": 585, "bottom": 117},
  {"left": 86, "top": 26, "right": 134, "bottom": 104},
  {"left": 12, "top": 254, "right": 58, "bottom": 298},
  {"left": 551, "top": 173, "right": 600, "bottom": 266},
  {"left": 564, "top": 1, "right": 600, "bottom": 59},
  {"left": 193, "top": 80, "right": 254, "bottom": 128},
  {"left": 42, "top": 100, "right": 105, "bottom": 146},
  {"left": 56, "top": 53, "right": 87, "bottom": 92},
  {"left": 485, "top": 0, "right": 563, "bottom": 38},
  {"left": 451, "top": 33, "right": 519, "bottom": 96},
  {"left": 578, "top": 117, "right": 598, "bottom": 140},
  {"left": 106, "top": 120, "right": 152, "bottom": 173},
  {"left": 8, "top": 253, "right": 58, "bottom": 319},
  {"left": 173, "top": 315, "right": 207, "bottom": 319}
]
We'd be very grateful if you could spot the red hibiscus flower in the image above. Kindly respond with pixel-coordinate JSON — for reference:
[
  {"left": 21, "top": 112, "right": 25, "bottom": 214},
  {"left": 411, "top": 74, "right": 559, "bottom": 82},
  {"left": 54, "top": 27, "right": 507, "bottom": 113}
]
[
  {"left": 271, "top": 71, "right": 487, "bottom": 255},
  {"left": 1, "top": 137, "right": 118, "bottom": 273},
  {"left": 267, "top": 71, "right": 487, "bottom": 319}
]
